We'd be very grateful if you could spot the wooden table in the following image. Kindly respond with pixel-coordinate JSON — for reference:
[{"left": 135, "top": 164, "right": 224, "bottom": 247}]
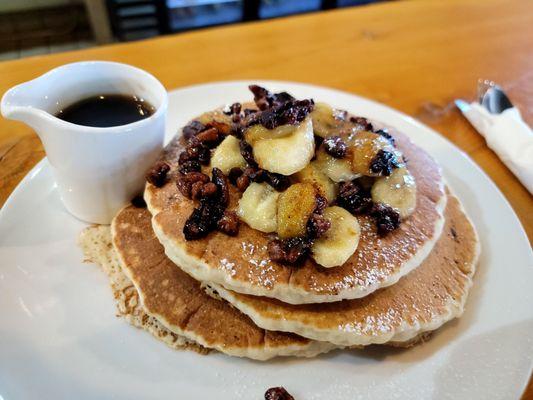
[{"left": 0, "top": 0, "right": 531, "bottom": 397}]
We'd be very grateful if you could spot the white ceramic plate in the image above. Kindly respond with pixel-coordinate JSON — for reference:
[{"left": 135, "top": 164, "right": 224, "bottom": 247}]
[{"left": 1, "top": 81, "right": 532, "bottom": 400}]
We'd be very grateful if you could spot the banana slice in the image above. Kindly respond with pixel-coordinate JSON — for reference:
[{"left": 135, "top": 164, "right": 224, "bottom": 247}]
[
  {"left": 245, "top": 117, "right": 315, "bottom": 176},
  {"left": 210, "top": 135, "right": 247, "bottom": 175},
  {"left": 294, "top": 161, "right": 338, "bottom": 203},
  {"left": 311, "top": 206, "right": 361, "bottom": 268},
  {"left": 315, "top": 146, "right": 360, "bottom": 183},
  {"left": 371, "top": 167, "right": 417, "bottom": 218},
  {"left": 237, "top": 182, "right": 280, "bottom": 233},
  {"left": 311, "top": 102, "right": 341, "bottom": 138},
  {"left": 349, "top": 131, "right": 393, "bottom": 176},
  {"left": 277, "top": 183, "right": 318, "bottom": 239}
]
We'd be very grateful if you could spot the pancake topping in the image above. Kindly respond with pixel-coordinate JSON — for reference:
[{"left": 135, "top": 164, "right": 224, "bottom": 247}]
[{"left": 155, "top": 85, "right": 419, "bottom": 268}]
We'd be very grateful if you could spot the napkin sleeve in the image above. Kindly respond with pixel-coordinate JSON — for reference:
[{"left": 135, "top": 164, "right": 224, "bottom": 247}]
[{"left": 463, "top": 104, "right": 533, "bottom": 194}]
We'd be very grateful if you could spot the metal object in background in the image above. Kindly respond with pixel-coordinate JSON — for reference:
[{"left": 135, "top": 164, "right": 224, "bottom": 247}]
[{"left": 478, "top": 79, "right": 514, "bottom": 114}]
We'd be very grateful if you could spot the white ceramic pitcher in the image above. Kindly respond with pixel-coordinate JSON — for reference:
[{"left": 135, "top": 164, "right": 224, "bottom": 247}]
[{"left": 1, "top": 61, "right": 168, "bottom": 224}]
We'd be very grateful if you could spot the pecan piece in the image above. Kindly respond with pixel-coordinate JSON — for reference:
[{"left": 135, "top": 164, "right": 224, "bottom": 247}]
[
  {"left": 337, "top": 180, "right": 372, "bottom": 214},
  {"left": 146, "top": 161, "right": 170, "bottom": 187},
  {"left": 265, "top": 387, "right": 294, "bottom": 400},
  {"left": 217, "top": 210, "right": 240, "bottom": 236},
  {"left": 323, "top": 135, "right": 347, "bottom": 159},
  {"left": 371, "top": 203, "right": 401, "bottom": 236},
  {"left": 182, "top": 120, "right": 206, "bottom": 139},
  {"left": 369, "top": 149, "right": 400, "bottom": 176},
  {"left": 268, "top": 237, "right": 311, "bottom": 264}
]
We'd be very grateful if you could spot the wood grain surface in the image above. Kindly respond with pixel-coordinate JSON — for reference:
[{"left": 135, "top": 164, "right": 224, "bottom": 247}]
[{"left": 0, "top": 0, "right": 531, "bottom": 397}]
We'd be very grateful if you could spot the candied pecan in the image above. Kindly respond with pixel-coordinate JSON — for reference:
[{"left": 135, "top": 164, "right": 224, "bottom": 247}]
[
  {"left": 182, "top": 120, "right": 206, "bottom": 139},
  {"left": 375, "top": 128, "right": 395, "bottom": 145},
  {"left": 265, "top": 172, "right": 291, "bottom": 191},
  {"left": 206, "top": 120, "right": 232, "bottom": 136},
  {"left": 185, "top": 142, "right": 211, "bottom": 165},
  {"left": 228, "top": 167, "right": 244, "bottom": 185},
  {"left": 146, "top": 161, "right": 170, "bottom": 187},
  {"left": 190, "top": 181, "right": 205, "bottom": 200},
  {"left": 217, "top": 211, "right": 240, "bottom": 236},
  {"left": 196, "top": 127, "right": 220, "bottom": 147},
  {"left": 239, "top": 140, "right": 257, "bottom": 167},
  {"left": 230, "top": 102, "right": 242, "bottom": 115},
  {"left": 201, "top": 182, "right": 218, "bottom": 197},
  {"left": 249, "top": 85, "right": 296, "bottom": 110},
  {"left": 249, "top": 85, "right": 271, "bottom": 110},
  {"left": 183, "top": 205, "right": 212, "bottom": 240},
  {"left": 176, "top": 172, "right": 209, "bottom": 198},
  {"left": 236, "top": 174, "right": 251, "bottom": 191},
  {"left": 255, "top": 99, "right": 314, "bottom": 130},
  {"left": 369, "top": 150, "right": 399, "bottom": 176},
  {"left": 179, "top": 160, "right": 201, "bottom": 174},
  {"left": 243, "top": 108, "right": 257, "bottom": 116},
  {"left": 337, "top": 180, "right": 373, "bottom": 214},
  {"left": 349, "top": 116, "right": 373, "bottom": 131},
  {"left": 230, "top": 122, "right": 245, "bottom": 139},
  {"left": 307, "top": 213, "right": 331, "bottom": 239},
  {"left": 323, "top": 135, "right": 347, "bottom": 158},
  {"left": 265, "top": 387, "right": 294, "bottom": 400},
  {"left": 211, "top": 167, "right": 229, "bottom": 207},
  {"left": 131, "top": 195, "right": 146, "bottom": 208},
  {"left": 371, "top": 203, "right": 401, "bottom": 236},
  {"left": 268, "top": 237, "right": 311, "bottom": 264},
  {"left": 244, "top": 166, "right": 267, "bottom": 183}
]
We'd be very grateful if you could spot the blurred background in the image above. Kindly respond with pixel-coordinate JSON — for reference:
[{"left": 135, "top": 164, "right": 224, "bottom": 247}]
[{"left": 0, "top": 0, "right": 383, "bottom": 60}]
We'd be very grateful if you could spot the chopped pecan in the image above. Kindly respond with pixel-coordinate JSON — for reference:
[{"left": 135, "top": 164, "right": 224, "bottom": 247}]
[
  {"left": 323, "top": 135, "right": 347, "bottom": 158},
  {"left": 182, "top": 120, "right": 206, "bottom": 139},
  {"left": 217, "top": 211, "right": 240, "bottom": 236},
  {"left": 176, "top": 172, "right": 210, "bottom": 198},
  {"left": 306, "top": 213, "right": 331, "bottom": 239},
  {"left": 146, "top": 161, "right": 170, "bottom": 187},
  {"left": 349, "top": 116, "right": 373, "bottom": 131},
  {"left": 375, "top": 128, "right": 395, "bottom": 146},
  {"left": 178, "top": 160, "right": 201, "bottom": 174},
  {"left": 211, "top": 167, "right": 229, "bottom": 207},
  {"left": 236, "top": 174, "right": 251, "bottom": 191},
  {"left": 265, "top": 172, "right": 291, "bottom": 191},
  {"left": 239, "top": 140, "right": 258, "bottom": 167},
  {"left": 195, "top": 127, "right": 220, "bottom": 147},
  {"left": 228, "top": 167, "right": 244, "bottom": 185},
  {"left": 183, "top": 204, "right": 213, "bottom": 240},
  {"left": 369, "top": 150, "right": 399, "bottom": 176},
  {"left": 337, "top": 180, "right": 373, "bottom": 214},
  {"left": 265, "top": 387, "right": 294, "bottom": 400},
  {"left": 371, "top": 203, "right": 401, "bottom": 236},
  {"left": 206, "top": 120, "right": 231, "bottom": 136},
  {"left": 268, "top": 237, "right": 311, "bottom": 264}
]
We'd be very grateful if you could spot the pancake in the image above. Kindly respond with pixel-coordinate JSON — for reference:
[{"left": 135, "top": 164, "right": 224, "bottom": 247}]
[
  {"left": 78, "top": 225, "right": 205, "bottom": 354},
  {"left": 110, "top": 205, "right": 337, "bottom": 360},
  {"left": 210, "top": 193, "right": 480, "bottom": 346},
  {"left": 145, "top": 109, "right": 446, "bottom": 304}
]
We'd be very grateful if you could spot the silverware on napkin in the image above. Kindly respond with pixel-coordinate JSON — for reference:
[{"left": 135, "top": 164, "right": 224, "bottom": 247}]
[{"left": 455, "top": 80, "right": 533, "bottom": 194}]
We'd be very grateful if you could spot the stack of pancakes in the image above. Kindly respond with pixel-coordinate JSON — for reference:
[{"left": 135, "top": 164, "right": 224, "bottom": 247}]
[{"left": 81, "top": 106, "right": 480, "bottom": 361}]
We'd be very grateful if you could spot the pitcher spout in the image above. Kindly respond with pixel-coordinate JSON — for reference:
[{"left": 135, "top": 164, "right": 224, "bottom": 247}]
[{"left": 1, "top": 80, "right": 53, "bottom": 132}]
